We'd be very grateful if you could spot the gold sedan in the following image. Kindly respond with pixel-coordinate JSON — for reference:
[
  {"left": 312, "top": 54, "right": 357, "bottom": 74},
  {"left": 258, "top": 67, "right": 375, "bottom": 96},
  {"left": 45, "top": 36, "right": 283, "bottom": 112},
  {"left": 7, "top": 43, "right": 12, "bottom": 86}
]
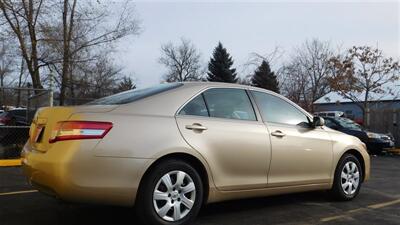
[{"left": 22, "top": 82, "right": 370, "bottom": 225}]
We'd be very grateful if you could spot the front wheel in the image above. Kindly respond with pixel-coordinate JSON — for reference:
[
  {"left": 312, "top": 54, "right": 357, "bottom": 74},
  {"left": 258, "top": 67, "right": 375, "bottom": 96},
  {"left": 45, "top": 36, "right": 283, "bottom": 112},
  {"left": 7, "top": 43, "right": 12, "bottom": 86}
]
[
  {"left": 136, "top": 159, "right": 204, "bottom": 225},
  {"left": 330, "top": 154, "right": 363, "bottom": 201}
]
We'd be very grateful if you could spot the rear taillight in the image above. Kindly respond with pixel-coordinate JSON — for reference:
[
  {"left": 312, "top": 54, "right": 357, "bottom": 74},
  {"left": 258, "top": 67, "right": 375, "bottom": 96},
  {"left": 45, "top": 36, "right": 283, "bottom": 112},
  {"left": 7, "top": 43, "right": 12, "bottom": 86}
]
[{"left": 49, "top": 121, "right": 113, "bottom": 143}]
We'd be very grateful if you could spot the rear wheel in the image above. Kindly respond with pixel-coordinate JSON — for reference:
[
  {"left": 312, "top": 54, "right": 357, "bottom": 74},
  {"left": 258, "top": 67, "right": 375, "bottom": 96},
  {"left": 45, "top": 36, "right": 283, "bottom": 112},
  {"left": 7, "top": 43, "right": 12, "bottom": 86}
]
[
  {"left": 136, "top": 159, "right": 203, "bottom": 225},
  {"left": 331, "top": 154, "right": 363, "bottom": 200}
]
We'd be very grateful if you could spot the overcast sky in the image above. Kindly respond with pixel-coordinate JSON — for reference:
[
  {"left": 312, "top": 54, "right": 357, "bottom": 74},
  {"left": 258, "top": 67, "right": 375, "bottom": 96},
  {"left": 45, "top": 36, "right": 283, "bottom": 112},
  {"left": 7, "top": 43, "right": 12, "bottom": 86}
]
[{"left": 113, "top": 1, "right": 400, "bottom": 88}]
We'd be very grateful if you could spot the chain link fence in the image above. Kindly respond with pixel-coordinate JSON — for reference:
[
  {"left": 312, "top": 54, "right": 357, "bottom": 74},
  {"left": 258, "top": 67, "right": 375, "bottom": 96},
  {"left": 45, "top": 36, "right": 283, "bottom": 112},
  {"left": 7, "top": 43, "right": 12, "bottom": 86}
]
[{"left": 0, "top": 87, "right": 51, "bottom": 159}]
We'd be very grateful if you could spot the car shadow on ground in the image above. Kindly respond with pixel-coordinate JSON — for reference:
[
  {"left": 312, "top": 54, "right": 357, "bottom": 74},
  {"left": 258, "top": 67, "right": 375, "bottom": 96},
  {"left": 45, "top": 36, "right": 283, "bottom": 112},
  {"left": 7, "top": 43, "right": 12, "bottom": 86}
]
[
  {"left": 1, "top": 190, "right": 333, "bottom": 225},
  {"left": 1, "top": 155, "right": 399, "bottom": 225}
]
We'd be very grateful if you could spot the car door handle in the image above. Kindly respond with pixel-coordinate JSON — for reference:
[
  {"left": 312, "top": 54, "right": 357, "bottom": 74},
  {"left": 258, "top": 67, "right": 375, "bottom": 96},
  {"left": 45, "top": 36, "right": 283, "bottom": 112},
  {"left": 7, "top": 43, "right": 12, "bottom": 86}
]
[
  {"left": 185, "top": 123, "right": 207, "bottom": 131},
  {"left": 271, "top": 130, "right": 286, "bottom": 137}
]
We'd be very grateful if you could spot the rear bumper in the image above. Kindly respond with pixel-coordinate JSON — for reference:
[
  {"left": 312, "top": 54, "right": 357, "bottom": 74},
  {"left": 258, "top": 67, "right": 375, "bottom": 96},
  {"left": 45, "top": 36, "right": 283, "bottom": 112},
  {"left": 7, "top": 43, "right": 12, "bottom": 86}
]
[{"left": 21, "top": 141, "right": 151, "bottom": 206}]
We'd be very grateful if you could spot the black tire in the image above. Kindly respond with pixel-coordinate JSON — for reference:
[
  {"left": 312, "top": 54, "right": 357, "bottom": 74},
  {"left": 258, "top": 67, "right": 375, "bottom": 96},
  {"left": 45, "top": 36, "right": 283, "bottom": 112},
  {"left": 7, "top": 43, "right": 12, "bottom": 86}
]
[
  {"left": 135, "top": 159, "right": 204, "bottom": 225},
  {"left": 330, "top": 154, "right": 363, "bottom": 201}
]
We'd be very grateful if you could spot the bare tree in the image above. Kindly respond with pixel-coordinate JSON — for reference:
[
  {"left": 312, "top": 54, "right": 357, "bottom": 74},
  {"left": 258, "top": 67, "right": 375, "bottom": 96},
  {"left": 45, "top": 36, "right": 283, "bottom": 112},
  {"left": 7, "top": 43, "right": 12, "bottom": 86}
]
[
  {"left": 280, "top": 39, "right": 335, "bottom": 112},
  {"left": 0, "top": 37, "right": 13, "bottom": 87},
  {"left": 70, "top": 50, "right": 126, "bottom": 103},
  {"left": 159, "top": 38, "right": 204, "bottom": 82},
  {"left": 0, "top": 35, "right": 20, "bottom": 106},
  {"left": 328, "top": 46, "right": 399, "bottom": 126},
  {"left": 1, "top": 0, "right": 141, "bottom": 105},
  {"left": 43, "top": 0, "right": 141, "bottom": 105},
  {"left": 279, "top": 63, "right": 308, "bottom": 108},
  {"left": 0, "top": 0, "right": 44, "bottom": 89},
  {"left": 239, "top": 47, "right": 283, "bottom": 86},
  {"left": 237, "top": 75, "right": 251, "bottom": 85},
  {"left": 16, "top": 58, "right": 28, "bottom": 107},
  {"left": 244, "top": 46, "right": 283, "bottom": 71}
]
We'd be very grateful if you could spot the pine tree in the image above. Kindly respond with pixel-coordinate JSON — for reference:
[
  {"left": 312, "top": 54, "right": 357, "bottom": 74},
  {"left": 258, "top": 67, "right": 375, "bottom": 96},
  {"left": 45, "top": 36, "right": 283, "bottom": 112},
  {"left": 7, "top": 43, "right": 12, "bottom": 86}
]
[
  {"left": 251, "top": 60, "right": 280, "bottom": 93},
  {"left": 115, "top": 76, "right": 136, "bottom": 93},
  {"left": 207, "top": 42, "right": 238, "bottom": 83}
]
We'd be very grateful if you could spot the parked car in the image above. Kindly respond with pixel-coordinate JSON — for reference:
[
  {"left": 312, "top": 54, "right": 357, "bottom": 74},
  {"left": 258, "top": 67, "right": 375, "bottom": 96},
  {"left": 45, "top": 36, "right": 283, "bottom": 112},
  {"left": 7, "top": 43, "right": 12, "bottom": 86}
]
[
  {"left": 0, "top": 108, "right": 34, "bottom": 126},
  {"left": 323, "top": 117, "right": 395, "bottom": 154},
  {"left": 22, "top": 82, "right": 370, "bottom": 225}
]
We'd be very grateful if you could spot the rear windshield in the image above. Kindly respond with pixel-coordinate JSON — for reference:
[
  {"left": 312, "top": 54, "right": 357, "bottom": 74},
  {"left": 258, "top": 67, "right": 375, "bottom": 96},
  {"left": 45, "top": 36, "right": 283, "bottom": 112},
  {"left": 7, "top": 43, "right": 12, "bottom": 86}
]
[{"left": 86, "top": 83, "right": 183, "bottom": 105}]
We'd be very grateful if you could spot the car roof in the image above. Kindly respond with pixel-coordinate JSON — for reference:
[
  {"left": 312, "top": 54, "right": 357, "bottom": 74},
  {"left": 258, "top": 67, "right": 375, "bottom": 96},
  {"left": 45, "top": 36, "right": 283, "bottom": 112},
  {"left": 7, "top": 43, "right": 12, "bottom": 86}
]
[
  {"left": 178, "top": 82, "right": 280, "bottom": 96},
  {"left": 114, "top": 82, "right": 312, "bottom": 118},
  {"left": 180, "top": 81, "right": 245, "bottom": 87}
]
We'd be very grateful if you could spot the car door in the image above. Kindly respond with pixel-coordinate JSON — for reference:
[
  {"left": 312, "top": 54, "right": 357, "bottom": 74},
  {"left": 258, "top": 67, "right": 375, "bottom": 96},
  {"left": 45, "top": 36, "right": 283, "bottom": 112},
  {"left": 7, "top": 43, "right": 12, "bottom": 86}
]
[
  {"left": 176, "top": 88, "right": 272, "bottom": 191},
  {"left": 251, "top": 90, "right": 333, "bottom": 187}
]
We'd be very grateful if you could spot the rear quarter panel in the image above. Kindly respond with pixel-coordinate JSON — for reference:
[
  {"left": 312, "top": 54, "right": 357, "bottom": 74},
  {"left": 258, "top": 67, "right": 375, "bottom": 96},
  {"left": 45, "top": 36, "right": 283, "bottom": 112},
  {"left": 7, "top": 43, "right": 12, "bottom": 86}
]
[
  {"left": 78, "top": 111, "right": 216, "bottom": 201},
  {"left": 91, "top": 112, "right": 196, "bottom": 159}
]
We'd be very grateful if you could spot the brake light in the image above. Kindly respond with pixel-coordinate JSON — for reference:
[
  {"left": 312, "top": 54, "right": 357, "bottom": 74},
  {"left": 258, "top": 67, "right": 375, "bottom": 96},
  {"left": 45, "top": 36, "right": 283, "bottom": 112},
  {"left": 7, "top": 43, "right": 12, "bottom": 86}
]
[{"left": 49, "top": 121, "right": 113, "bottom": 143}]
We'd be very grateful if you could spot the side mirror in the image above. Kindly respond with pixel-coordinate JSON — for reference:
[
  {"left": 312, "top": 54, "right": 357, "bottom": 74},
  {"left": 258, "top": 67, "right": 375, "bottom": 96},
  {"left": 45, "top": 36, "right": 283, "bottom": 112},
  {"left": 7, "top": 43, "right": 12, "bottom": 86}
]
[{"left": 313, "top": 116, "right": 325, "bottom": 127}]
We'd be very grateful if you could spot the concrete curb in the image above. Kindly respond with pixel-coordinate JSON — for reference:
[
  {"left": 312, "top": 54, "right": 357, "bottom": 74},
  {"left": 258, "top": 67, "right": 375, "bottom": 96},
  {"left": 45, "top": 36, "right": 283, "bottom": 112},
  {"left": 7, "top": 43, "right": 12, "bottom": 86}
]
[{"left": 0, "top": 159, "right": 22, "bottom": 167}]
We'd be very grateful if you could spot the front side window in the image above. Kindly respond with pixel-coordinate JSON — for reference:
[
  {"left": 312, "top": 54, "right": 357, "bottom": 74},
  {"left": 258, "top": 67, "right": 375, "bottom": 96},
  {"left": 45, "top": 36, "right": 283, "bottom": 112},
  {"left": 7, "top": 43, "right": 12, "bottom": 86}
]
[
  {"left": 251, "top": 91, "right": 309, "bottom": 126},
  {"left": 203, "top": 88, "right": 256, "bottom": 121}
]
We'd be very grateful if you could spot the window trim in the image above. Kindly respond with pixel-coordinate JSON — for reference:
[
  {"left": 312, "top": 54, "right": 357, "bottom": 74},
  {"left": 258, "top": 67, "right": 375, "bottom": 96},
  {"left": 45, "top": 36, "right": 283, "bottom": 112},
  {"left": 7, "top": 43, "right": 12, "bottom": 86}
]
[
  {"left": 201, "top": 93, "right": 211, "bottom": 117},
  {"left": 177, "top": 93, "right": 209, "bottom": 118},
  {"left": 176, "top": 87, "right": 260, "bottom": 122},
  {"left": 249, "top": 89, "right": 313, "bottom": 127}
]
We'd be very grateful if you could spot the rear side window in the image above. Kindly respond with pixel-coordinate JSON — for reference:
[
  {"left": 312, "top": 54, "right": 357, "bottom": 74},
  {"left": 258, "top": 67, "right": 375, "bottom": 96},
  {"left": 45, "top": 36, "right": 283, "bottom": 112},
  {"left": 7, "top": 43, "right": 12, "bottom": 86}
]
[
  {"left": 87, "top": 83, "right": 183, "bottom": 105},
  {"left": 179, "top": 95, "right": 208, "bottom": 117},
  {"left": 203, "top": 88, "right": 256, "bottom": 121}
]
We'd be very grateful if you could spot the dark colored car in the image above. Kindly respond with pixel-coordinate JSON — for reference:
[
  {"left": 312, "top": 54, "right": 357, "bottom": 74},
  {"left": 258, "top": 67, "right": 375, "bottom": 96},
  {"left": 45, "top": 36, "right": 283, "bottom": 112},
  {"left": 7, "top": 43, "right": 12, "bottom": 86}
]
[
  {"left": 0, "top": 108, "right": 34, "bottom": 126},
  {"left": 323, "top": 117, "right": 395, "bottom": 154},
  {"left": 0, "top": 109, "right": 35, "bottom": 158}
]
